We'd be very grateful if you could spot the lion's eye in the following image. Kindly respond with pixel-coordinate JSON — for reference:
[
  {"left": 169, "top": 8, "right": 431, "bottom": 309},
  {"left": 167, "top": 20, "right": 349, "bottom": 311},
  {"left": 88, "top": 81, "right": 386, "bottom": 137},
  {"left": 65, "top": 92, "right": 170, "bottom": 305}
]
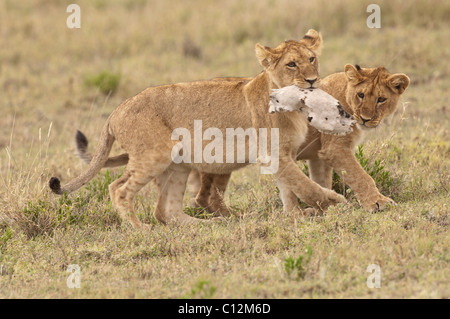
[
  {"left": 309, "top": 57, "right": 315, "bottom": 63},
  {"left": 357, "top": 92, "right": 365, "bottom": 99},
  {"left": 377, "top": 97, "right": 386, "bottom": 103},
  {"left": 286, "top": 62, "right": 297, "bottom": 68}
]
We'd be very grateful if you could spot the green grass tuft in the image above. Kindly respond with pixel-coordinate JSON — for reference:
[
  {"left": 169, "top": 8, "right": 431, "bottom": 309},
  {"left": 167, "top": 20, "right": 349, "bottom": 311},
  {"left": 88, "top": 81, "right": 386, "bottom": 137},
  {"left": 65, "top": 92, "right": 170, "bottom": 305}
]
[
  {"left": 84, "top": 71, "right": 121, "bottom": 95},
  {"left": 284, "top": 246, "right": 313, "bottom": 280},
  {"left": 188, "top": 279, "right": 217, "bottom": 299}
]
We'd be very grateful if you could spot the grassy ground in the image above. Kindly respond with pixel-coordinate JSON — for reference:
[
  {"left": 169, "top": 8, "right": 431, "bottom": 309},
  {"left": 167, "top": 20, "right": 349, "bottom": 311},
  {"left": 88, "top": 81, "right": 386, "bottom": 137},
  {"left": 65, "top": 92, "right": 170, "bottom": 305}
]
[{"left": 0, "top": 0, "right": 448, "bottom": 298}]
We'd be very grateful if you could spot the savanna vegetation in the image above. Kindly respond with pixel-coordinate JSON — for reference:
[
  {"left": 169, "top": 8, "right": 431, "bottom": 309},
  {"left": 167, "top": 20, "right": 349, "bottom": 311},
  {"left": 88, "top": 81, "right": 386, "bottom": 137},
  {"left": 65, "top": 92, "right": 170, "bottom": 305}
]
[{"left": 0, "top": 0, "right": 448, "bottom": 298}]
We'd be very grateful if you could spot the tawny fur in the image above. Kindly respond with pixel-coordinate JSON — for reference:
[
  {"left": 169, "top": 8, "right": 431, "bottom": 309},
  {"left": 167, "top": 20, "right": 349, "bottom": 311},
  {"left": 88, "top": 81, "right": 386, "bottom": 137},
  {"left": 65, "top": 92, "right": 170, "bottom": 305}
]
[
  {"left": 75, "top": 64, "right": 409, "bottom": 216},
  {"left": 51, "top": 29, "right": 346, "bottom": 229},
  {"left": 190, "top": 64, "right": 410, "bottom": 215}
]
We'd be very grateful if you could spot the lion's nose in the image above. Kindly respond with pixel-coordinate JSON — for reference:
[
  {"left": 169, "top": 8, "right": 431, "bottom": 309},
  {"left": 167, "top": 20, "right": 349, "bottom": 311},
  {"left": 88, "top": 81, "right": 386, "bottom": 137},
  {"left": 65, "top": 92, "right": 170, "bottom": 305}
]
[
  {"left": 305, "top": 78, "right": 317, "bottom": 86},
  {"left": 360, "top": 116, "right": 370, "bottom": 124}
]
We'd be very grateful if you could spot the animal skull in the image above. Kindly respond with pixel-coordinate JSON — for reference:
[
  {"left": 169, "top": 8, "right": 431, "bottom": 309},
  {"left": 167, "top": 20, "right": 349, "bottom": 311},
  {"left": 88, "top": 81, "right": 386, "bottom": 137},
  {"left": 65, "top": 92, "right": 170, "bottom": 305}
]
[{"left": 268, "top": 85, "right": 355, "bottom": 135}]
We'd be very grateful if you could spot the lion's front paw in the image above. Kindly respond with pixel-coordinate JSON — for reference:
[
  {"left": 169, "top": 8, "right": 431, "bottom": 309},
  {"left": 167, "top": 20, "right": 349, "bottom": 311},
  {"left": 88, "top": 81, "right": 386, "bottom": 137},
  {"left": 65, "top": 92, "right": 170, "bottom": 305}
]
[
  {"left": 361, "top": 194, "right": 396, "bottom": 212},
  {"left": 303, "top": 207, "right": 322, "bottom": 217},
  {"left": 326, "top": 188, "right": 347, "bottom": 205},
  {"left": 316, "top": 188, "right": 347, "bottom": 210}
]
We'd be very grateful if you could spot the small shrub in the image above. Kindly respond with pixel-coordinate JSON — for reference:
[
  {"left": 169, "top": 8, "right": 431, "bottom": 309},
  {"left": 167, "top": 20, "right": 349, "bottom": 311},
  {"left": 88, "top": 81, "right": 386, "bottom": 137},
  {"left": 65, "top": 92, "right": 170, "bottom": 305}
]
[
  {"left": 18, "top": 199, "right": 59, "bottom": 239},
  {"left": 284, "top": 246, "right": 312, "bottom": 280},
  {"left": 0, "top": 227, "right": 13, "bottom": 251},
  {"left": 182, "top": 37, "right": 202, "bottom": 59},
  {"left": 355, "top": 145, "right": 394, "bottom": 192},
  {"left": 57, "top": 193, "right": 88, "bottom": 225},
  {"left": 302, "top": 146, "right": 394, "bottom": 196},
  {"left": 86, "top": 169, "right": 117, "bottom": 202},
  {"left": 84, "top": 71, "right": 121, "bottom": 95},
  {"left": 330, "top": 145, "right": 394, "bottom": 196},
  {"left": 188, "top": 279, "right": 217, "bottom": 299},
  {"left": 2, "top": 171, "right": 124, "bottom": 238}
]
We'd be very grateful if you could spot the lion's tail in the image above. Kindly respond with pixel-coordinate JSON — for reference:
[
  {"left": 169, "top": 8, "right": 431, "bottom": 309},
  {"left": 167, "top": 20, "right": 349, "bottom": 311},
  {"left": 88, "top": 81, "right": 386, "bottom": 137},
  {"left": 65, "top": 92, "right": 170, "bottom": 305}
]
[
  {"left": 49, "top": 121, "right": 116, "bottom": 195},
  {"left": 75, "top": 130, "right": 129, "bottom": 168}
]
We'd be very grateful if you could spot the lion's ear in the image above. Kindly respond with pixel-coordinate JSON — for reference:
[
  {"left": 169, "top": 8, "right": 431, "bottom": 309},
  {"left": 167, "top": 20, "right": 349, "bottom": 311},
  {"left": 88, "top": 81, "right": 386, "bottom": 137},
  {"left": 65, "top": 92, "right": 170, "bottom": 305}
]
[
  {"left": 344, "top": 64, "right": 364, "bottom": 83},
  {"left": 387, "top": 73, "right": 410, "bottom": 94},
  {"left": 255, "top": 44, "right": 276, "bottom": 69},
  {"left": 300, "top": 29, "right": 323, "bottom": 56}
]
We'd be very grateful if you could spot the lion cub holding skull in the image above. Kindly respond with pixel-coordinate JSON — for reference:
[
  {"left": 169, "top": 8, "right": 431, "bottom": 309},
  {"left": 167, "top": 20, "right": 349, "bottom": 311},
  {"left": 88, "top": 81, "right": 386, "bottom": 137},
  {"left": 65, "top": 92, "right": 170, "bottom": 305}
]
[
  {"left": 189, "top": 64, "right": 410, "bottom": 215},
  {"left": 50, "top": 29, "right": 347, "bottom": 229}
]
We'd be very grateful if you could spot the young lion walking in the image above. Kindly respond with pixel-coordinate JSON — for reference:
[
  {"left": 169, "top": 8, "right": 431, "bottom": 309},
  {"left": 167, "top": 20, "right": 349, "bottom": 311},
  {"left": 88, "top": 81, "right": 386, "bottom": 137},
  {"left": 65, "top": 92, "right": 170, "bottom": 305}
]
[{"left": 50, "top": 30, "right": 345, "bottom": 229}]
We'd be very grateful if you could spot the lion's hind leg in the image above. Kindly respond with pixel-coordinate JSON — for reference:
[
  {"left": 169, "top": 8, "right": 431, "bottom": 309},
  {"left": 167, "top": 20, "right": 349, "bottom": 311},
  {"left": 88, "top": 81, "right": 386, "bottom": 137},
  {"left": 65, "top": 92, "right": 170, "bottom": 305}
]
[
  {"left": 195, "top": 173, "right": 213, "bottom": 210},
  {"left": 307, "top": 158, "right": 333, "bottom": 189},
  {"left": 153, "top": 168, "right": 206, "bottom": 225},
  {"left": 208, "top": 174, "right": 231, "bottom": 217},
  {"left": 193, "top": 172, "right": 231, "bottom": 217},
  {"left": 110, "top": 155, "right": 170, "bottom": 229},
  {"left": 187, "top": 170, "right": 202, "bottom": 207}
]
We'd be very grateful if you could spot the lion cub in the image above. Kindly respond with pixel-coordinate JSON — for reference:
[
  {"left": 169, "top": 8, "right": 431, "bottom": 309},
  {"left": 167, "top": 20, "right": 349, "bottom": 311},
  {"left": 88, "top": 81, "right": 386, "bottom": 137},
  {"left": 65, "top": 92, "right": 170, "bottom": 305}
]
[
  {"left": 189, "top": 64, "right": 410, "bottom": 215},
  {"left": 50, "top": 30, "right": 346, "bottom": 229}
]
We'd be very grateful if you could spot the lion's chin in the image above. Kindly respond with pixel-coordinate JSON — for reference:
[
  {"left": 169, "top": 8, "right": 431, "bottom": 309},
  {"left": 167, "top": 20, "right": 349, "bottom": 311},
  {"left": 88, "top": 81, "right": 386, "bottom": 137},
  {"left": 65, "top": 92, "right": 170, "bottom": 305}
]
[{"left": 357, "top": 123, "right": 378, "bottom": 131}]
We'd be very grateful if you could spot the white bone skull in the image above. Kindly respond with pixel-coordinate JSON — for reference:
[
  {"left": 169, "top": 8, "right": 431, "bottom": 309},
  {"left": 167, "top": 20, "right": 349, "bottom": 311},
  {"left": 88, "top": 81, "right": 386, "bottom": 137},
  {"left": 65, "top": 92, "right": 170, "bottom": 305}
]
[{"left": 268, "top": 85, "right": 355, "bottom": 135}]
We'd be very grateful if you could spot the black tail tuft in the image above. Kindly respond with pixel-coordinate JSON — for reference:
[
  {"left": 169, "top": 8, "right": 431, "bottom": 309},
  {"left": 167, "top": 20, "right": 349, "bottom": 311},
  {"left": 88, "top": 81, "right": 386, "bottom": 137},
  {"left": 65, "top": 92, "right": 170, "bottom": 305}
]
[
  {"left": 75, "top": 130, "right": 88, "bottom": 152},
  {"left": 49, "top": 177, "right": 62, "bottom": 194}
]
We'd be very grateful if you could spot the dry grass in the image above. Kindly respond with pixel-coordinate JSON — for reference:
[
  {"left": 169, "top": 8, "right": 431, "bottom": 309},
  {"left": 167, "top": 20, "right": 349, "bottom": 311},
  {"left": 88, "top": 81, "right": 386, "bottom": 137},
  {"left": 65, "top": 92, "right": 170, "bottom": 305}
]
[{"left": 0, "top": 0, "right": 449, "bottom": 298}]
